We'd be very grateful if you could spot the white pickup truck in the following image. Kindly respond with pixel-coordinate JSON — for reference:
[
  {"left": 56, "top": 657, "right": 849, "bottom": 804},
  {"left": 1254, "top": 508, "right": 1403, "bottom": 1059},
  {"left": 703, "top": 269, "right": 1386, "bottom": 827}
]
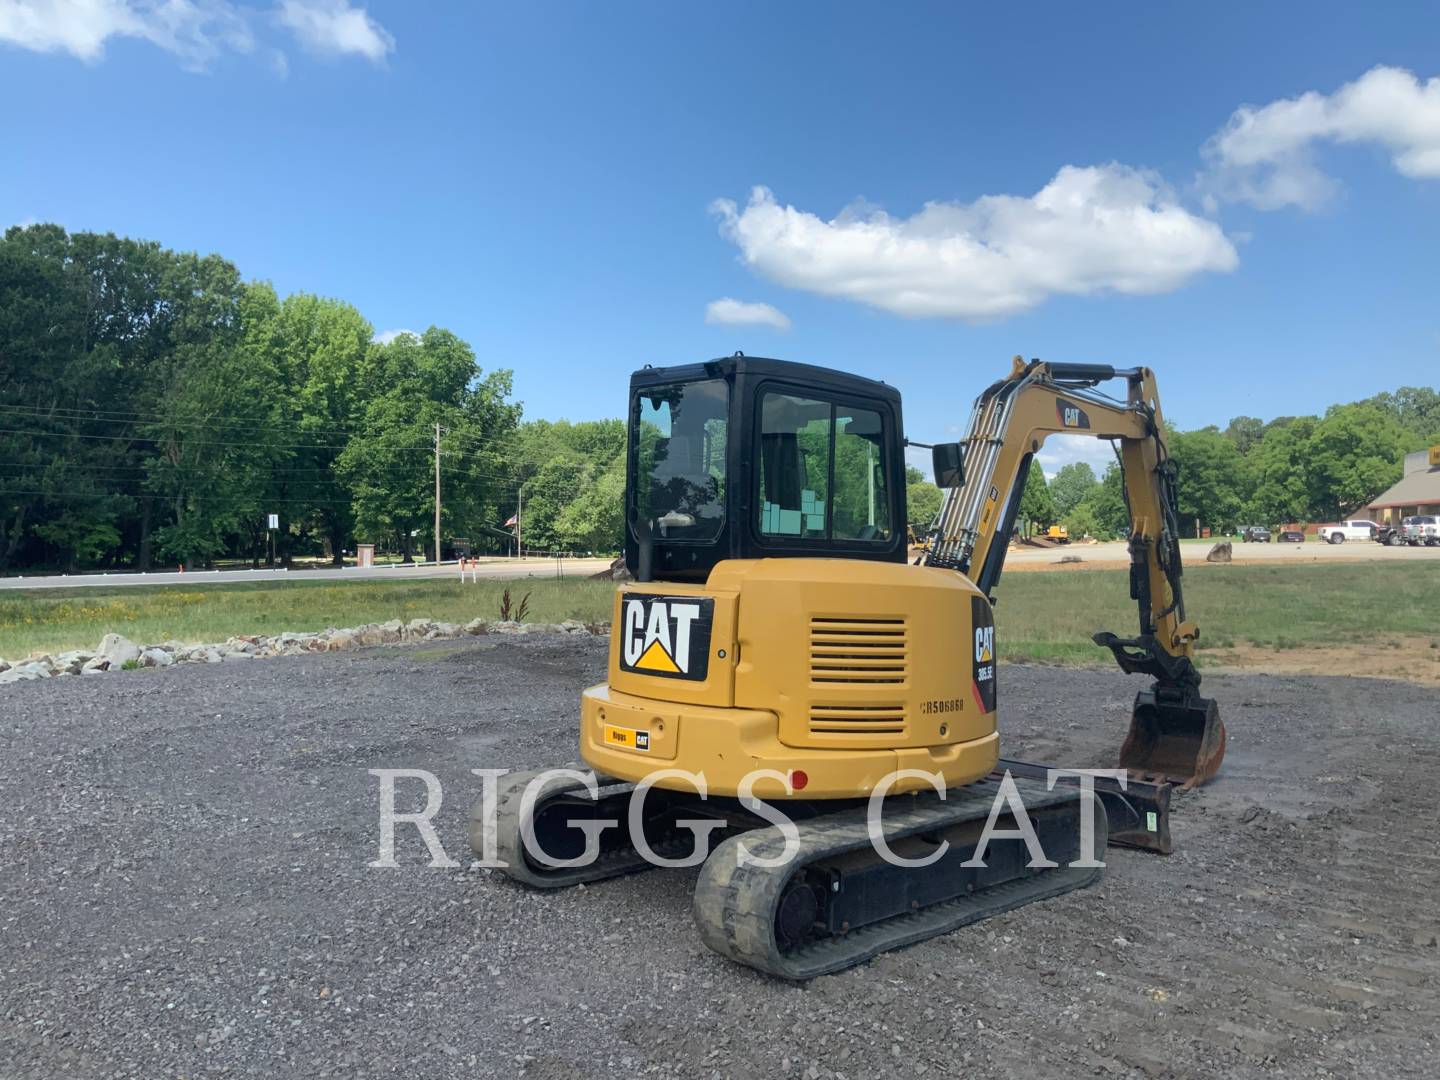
[
  {"left": 1316, "top": 519, "right": 1380, "bottom": 544},
  {"left": 1404, "top": 515, "right": 1440, "bottom": 546}
]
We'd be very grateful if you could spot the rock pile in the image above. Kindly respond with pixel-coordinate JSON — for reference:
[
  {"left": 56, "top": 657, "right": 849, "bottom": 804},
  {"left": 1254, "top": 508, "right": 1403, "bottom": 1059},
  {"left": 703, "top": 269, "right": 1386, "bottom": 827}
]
[{"left": 0, "top": 617, "right": 598, "bottom": 687}]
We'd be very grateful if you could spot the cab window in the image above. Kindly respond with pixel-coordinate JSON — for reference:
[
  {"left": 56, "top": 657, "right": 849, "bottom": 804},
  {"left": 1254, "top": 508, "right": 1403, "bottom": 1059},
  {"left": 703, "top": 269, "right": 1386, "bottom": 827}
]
[
  {"left": 756, "top": 391, "right": 891, "bottom": 542},
  {"left": 634, "top": 380, "right": 728, "bottom": 541}
]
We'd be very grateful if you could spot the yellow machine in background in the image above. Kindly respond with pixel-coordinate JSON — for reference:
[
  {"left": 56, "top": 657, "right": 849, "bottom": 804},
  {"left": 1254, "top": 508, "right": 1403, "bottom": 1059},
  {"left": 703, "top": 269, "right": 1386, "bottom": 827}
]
[
  {"left": 480, "top": 354, "right": 1225, "bottom": 978},
  {"left": 1045, "top": 523, "right": 1070, "bottom": 543}
]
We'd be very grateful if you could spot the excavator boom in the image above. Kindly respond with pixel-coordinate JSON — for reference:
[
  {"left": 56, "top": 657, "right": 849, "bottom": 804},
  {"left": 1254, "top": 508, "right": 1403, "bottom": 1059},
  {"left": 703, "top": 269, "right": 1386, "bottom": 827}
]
[{"left": 922, "top": 356, "right": 1226, "bottom": 787}]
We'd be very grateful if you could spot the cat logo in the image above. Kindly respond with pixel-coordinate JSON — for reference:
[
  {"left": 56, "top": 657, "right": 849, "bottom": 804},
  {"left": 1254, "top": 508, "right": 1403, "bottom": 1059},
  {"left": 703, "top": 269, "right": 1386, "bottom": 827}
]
[
  {"left": 974, "top": 625, "right": 994, "bottom": 664},
  {"left": 619, "top": 594, "right": 714, "bottom": 681},
  {"left": 1055, "top": 398, "right": 1091, "bottom": 430}
]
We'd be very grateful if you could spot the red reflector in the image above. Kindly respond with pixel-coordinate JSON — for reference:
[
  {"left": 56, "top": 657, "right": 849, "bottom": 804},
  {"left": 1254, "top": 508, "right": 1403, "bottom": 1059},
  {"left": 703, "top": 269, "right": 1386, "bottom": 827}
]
[{"left": 790, "top": 769, "right": 809, "bottom": 792}]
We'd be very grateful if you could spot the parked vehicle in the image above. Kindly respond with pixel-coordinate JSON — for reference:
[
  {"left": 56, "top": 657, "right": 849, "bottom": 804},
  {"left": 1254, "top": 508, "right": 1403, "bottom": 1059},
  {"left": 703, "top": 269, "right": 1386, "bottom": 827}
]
[
  {"left": 1374, "top": 524, "right": 1406, "bottom": 546},
  {"left": 1404, "top": 515, "right": 1440, "bottom": 546},
  {"left": 1239, "top": 525, "right": 1272, "bottom": 543},
  {"left": 1278, "top": 529, "right": 1305, "bottom": 543},
  {"left": 1045, "top": 523, "right": 1070, "bottom": 544},
  {"left": 1317, "top": 519, "right": 1381, "bottom": 545}
]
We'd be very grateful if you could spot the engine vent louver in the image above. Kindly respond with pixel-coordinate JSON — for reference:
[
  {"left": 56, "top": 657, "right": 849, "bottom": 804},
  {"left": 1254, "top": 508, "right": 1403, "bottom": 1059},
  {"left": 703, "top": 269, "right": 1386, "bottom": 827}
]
[{"left": 807, "top": 617, "right": 908, "bottom": 737}]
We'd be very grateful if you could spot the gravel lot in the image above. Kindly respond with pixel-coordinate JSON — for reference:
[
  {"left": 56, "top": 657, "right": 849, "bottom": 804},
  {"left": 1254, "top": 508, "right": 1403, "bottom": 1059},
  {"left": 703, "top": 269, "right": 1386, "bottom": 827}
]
[{"left": 2, "top": 636, "right": 1437, "bottom": 1078}]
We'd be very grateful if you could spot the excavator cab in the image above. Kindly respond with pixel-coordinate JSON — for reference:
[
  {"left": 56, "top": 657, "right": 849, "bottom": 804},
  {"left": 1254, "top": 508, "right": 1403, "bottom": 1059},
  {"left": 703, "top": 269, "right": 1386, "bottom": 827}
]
[{"left": 625, "top": 354, "right": 909, "bottom": 583}]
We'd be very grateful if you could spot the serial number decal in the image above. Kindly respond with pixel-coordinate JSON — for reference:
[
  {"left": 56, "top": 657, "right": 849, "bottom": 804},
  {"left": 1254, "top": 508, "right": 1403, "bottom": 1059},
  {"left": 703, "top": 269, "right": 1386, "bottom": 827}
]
[{"left": 921, "top": 698, "right": 965, "bottom": 715}]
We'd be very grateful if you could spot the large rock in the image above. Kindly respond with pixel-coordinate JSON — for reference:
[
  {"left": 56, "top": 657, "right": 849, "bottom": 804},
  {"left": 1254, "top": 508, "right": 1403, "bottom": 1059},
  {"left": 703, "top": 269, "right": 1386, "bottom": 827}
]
[
  {"left": 463, "top": 618, "right": 488, "bottom": 635},
  {"left": 324, "top": 631, "right": 356, "bottom": 652},
  {"left": 97, "top": 633, "right": 142, "bottom": 668},
  {"left": 1206, "top": 541, "right": 1233, "bottom": 564},
  {"left": 593, "top": 555, "right": 631, "bottom": 582},
  {"left": 141, "top": 648, "right": 175, "bottom": 668},
  {"left": 0, "top": 664, "right": 50, "bottom": 684},
  {"left": 53, "top": 651, "right": 92, "bottom": 675}
]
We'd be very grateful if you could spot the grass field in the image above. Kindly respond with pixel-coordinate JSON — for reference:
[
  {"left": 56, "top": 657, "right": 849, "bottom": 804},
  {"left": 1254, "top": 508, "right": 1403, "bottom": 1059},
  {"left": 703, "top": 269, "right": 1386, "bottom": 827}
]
[
  {"left": 0, "top": 578, "right": 617, "bottom": 658},
  {"left": 3, "top": 562, "right": 1436, "bottom": 668},
  {"left": 994, "top": 561, "right": 1438, "bottom": 664}
]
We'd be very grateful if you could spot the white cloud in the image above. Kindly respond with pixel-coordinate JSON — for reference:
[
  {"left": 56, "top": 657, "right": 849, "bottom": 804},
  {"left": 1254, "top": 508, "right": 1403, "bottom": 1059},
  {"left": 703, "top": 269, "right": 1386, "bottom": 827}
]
[
  {"left": 276, "top": 0, "right": 392, "bottom": 62},
  {"left": 711, "top": 166, "right": 1237, "bottom": 322},
  {"left": 704, "top": 297, "right": 792, "bottom": 332},
  {"left": 1035, "top": 434, "right": 1119, "bottom": 482},
  {"left": 0, "top": 0, "right": 251, "bottom": 69},
  {"left": 1203, "top": 65, "right": 1440, "bottom": 210},
  {"left": 373, "top": 327, "right": 417, "bottom": 344}
]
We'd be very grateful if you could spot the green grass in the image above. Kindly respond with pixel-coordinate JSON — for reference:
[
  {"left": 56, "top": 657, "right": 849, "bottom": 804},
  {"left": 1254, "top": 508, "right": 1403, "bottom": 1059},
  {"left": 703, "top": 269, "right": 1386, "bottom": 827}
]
[
  {"left": 3, "top": 561, "right": 1436, "bottom": 668},
  {"left": 0, "top": 577, "right": 616, "bottom": 657},
  {"left": 993, "top": 561, "right": 1440, "bottom": 665}
]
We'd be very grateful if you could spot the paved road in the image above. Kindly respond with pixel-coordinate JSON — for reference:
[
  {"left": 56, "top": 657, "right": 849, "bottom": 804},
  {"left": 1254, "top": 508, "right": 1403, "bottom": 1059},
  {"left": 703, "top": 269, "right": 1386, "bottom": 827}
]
[{"left": 0, "top": 557, "right": 616, "bottom": 591}]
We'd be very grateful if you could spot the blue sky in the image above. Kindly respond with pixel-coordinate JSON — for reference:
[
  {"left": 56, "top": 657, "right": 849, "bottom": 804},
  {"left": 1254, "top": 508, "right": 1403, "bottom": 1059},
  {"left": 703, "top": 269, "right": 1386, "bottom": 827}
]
[{"left": 3, "top": 1, "right": 1438, "bottom": 477}]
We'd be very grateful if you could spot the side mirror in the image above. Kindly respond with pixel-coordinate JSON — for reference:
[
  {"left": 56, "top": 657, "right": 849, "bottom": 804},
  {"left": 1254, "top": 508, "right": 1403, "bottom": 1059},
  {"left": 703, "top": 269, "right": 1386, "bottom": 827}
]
[{"left": 932, "top": 442, "right": 965, "bottom": 488}]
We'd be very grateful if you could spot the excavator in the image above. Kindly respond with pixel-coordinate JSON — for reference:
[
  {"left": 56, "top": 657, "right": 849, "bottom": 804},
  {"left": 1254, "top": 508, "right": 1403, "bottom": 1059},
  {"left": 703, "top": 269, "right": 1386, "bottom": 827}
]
[{"left": 473, "top": 354, "right": 1226, "bottom": 978}]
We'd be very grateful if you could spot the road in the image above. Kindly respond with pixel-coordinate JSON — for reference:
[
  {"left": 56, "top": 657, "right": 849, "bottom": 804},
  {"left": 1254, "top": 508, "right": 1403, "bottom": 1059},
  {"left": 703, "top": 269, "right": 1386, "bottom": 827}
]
[
  {"left": 1, "top": 634, "right": 1436, "bottom": 1078},
  {"left": 11, "top": 537, "right": 1433, "bottom": 590},
  {"left": 0, "top": 556, "right": 616, "bottom": 591},
  {"left": 1004, "top": 537, "right": 1440, "bottom": 570}
]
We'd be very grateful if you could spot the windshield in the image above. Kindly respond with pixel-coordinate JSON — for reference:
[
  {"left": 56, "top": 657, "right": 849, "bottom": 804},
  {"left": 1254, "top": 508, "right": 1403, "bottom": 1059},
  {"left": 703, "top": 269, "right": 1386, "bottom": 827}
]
[{"left": 633, "top": 379, "right": 728, "bottom": 541}]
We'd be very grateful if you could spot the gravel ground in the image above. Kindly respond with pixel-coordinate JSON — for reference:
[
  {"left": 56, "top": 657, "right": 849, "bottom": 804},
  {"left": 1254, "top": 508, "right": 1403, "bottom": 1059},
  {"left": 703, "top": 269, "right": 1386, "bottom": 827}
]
[{"left": 2, "top": 636, "right": 1437, "bottom": 1079}]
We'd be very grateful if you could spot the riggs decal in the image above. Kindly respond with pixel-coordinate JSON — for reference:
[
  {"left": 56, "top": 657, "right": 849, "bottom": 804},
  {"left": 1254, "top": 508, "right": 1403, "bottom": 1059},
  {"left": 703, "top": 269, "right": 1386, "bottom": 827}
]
[
  {"left": 1056, "top": 398, "right": 1092, "bottom": 430},
  {"left": 970, "top": 595, "right": 997, "bottom": 712},
  {"left": 619, "top": 595, "right": 714, "bottom": 680}
]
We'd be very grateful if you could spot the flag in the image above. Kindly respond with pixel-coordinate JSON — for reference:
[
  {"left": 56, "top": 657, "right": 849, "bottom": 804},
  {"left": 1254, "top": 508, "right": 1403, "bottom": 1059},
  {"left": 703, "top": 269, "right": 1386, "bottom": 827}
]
[{"left": 504, "top": 514, "right": 518, "bottom": 527}]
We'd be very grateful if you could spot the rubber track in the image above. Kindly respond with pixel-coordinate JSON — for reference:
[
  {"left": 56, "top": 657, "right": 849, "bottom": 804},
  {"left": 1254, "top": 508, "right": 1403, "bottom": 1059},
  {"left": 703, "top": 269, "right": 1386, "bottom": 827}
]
[
  {"left": 471, "top": 765, "right": 669, "bottom": 889},
  {"left": 693, "top": 778, "right": 1107, "bottom": 979}
]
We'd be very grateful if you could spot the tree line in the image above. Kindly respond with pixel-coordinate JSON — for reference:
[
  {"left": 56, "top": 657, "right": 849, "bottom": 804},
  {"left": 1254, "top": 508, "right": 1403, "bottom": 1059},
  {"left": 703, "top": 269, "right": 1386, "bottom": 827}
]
[
  {"left": 1009, "top": 391, "right": 1440, "bottom": 541},
  {"left": 0, "top": 224, "right": 620, "bottom": 573},
  {"left": 4, "top": 224, "right": 1435, "bottom": 572}
]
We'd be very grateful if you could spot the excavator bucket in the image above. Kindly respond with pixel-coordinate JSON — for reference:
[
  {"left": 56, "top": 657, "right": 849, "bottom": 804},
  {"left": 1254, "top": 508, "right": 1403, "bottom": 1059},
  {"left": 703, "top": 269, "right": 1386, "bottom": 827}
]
[{"left": 1119, "top": 688, "right": 1226, "bottom": 790}]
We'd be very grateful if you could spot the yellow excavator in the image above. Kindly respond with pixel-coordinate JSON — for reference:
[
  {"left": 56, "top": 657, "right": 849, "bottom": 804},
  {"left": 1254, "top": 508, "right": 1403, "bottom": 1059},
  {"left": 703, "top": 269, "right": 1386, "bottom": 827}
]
[{"left": 475, "top": 354, "right": 1226, "bottom": 978}]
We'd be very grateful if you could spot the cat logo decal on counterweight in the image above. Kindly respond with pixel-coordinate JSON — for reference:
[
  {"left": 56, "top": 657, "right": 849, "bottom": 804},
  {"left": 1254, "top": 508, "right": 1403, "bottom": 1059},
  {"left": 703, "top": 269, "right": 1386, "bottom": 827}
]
[
  {"left": 971, "top": 595, "right": 997, "bottom": 713},
  {"left": 619, "top": 594, "right": 714, "bottom": 681}
]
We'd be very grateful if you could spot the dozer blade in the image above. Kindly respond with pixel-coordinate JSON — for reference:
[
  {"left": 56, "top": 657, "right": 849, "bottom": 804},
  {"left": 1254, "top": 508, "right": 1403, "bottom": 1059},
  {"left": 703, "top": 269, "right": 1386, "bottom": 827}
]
[{"left": 1119, "top": 687, "right": 1226, "bottom": 790}]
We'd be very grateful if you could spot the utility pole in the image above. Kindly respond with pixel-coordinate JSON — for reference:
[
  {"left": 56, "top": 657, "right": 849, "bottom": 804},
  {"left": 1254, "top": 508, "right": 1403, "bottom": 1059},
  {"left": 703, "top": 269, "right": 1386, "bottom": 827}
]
[
  {"left": 516, "top": 483, "right": 524, "bottom": 559},
  {"left": 434, "top": 422, "right": 443, "bottom": 565}
]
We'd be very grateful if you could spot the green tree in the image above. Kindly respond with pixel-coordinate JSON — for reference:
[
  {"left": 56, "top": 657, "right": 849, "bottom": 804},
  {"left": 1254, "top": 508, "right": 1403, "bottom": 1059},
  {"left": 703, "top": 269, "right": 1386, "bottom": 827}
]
[
  {"left": 513, "top": 419, "right": 627, "bottom": 552},
  {"left": 337, "top": 329, "right": 519, "bottom": 560},
  {"left": 261, "top": 290, "right": 374, "bottom": 565},
  {"left": 905, "top": 465, "right": 943, "bottom": 526},
  {"left": 1248, "top": 416, "right": 1317, "bottom": 524},
  {"left": 1048, "top": 461, "right": 1100, "bottom": 518},
  {"left": 1362, "top": 387, "right": 1440, "bottom": 446},
  {"left": 1305, "top": 403, "right": 1408, "bottom": 519},
  {"left": 1169, "top": 427, "right": 1246, "bottom": 535},
  {"left": 1223, "top": 415, "right": 1266, "bottom": 456},
  {"left": 1073, "top": 462, "right": 1129, "bottom": 539},
  {"left": 1017, "top": 460, "right": 1054, "bottom": 536}
]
